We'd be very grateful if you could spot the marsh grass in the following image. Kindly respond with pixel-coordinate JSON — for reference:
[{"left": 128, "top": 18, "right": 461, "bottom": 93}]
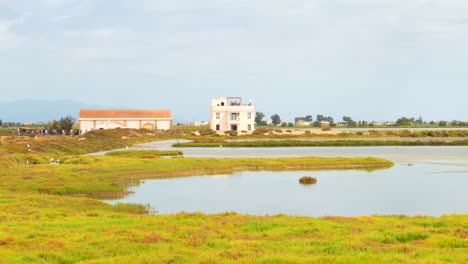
[
  {"left": 174, "top": 139, "right": 468, "bottom": 147},
  {"left": 106, "top": 150, "right": 183, "bottom": 158},
  {"left": 0, "top": 128, "right": 466, "bottom": 263},
  {"left": 0, "top": 156, "right": 393, "bottom": 196},
  {"left": 0, "top": 194, "right": 465, "bottom": 263}
]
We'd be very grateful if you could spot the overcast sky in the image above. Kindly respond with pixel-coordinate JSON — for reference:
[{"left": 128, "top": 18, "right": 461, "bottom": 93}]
[{"left": 1, "top": 0, "right": 467, "bottom": 122}]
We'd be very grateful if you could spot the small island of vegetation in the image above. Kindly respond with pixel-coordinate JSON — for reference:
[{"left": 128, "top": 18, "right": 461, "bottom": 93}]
[{"left": 299, "top": 176, "right": 317, "bottom": 184}]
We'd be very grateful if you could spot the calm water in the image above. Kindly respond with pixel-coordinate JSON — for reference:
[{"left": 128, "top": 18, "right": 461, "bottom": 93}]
[{"left": 107, "top": 163, "right": 468, "bottom": 216}]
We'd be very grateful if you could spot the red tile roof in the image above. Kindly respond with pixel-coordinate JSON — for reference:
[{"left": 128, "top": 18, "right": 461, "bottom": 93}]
[{"left": 79, "top": 110, "right": 172, "bottom": 119}]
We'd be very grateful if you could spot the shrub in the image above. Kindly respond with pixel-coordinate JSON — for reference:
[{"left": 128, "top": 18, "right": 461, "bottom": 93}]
[
  {"left": 224, "top": 130, "right": 237, "bottom": 136},
  {"left": 199, "top": 130, "right": 215, "bottom": 136},
  {"left": 252, "top": 128, "right": 271, "bottom": 135}
]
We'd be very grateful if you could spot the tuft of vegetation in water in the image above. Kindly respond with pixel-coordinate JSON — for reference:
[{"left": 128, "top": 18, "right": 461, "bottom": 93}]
[{"left": 299, "top": 176, "right": 317, "bottom": 184}]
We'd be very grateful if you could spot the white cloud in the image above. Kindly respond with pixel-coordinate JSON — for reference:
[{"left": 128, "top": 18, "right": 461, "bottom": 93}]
[
  {"left": 50, "top": 14, "right": 72, "bottom": 23},
  {"left": 0, "top": 13, "right": 30, "bottom": 49},
  {"left": 42, "top": 0, "right": 72, "bottom": 9}
]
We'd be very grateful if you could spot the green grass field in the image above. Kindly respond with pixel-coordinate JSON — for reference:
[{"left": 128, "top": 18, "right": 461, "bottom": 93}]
[
  {"left": 0, "top": 129, "right": 466, "bottom": 263},
  {"left": 0, "top": 194, "right": 466, "bottom": 263}
]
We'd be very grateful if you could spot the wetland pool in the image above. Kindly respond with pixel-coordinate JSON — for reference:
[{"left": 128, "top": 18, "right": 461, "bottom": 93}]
[{"left": 106, "top": 163, "right": 468, "bottom": 217}]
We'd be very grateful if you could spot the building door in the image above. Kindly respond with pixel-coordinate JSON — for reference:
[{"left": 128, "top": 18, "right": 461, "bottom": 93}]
[
  {"left": 231, "top": 124, "right": 238, "bottom": 131},
  {"left": 143, "top": 122, "right": 155, "bottom": 130},
  {"left": 216, "top": 124, "right": 220, "bottom": 131}
]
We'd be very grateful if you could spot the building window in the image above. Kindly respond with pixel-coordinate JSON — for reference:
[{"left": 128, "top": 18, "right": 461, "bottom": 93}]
[
  {"left": 216, "top": 112, "right": 220, "bottom": 119},
  {"left": 231, "top": 113, "right": 239, "bottom": 121},
  {"left": 248, "top": 124, "right": 252, "bottom": 131},
  {"left": 247, "top": 112, "right": 252, "bottom": 119}
]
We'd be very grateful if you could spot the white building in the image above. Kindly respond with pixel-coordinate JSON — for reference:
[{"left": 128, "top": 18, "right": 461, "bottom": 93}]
[
  {"left": 210, "top": 97, "right": 255, "bottom": 132},
  {"left": 79, "top": 109, "right": 172, "bottom": 134}
]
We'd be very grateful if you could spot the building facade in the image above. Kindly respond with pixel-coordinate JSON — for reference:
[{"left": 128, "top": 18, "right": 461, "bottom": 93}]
[
  {"left": 210, "top": 97, "right": 255, "bottom": 132},
  {"left": 79, "top": 109, "right": 172, "bottom": 134}
]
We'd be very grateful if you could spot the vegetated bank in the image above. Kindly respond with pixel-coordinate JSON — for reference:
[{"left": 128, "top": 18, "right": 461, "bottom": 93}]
[
  {"left": 0, "top": 193, "right": 466, "bottom": 263},
  {"left": 0, "top": 155, "right": 393, "bottom": 196},
  {"left": 173, "top": 139, "right": 468, "bottom": 147},
  {"left": 0, "top": 128, "right": 187, "bottom": 167},
  {"left": 0, "top": 129, "right": 466, "bottom": 263}
]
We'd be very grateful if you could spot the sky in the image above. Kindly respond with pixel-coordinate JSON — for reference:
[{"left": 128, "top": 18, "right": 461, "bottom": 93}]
[{"left": 1, "top": 0, "right": 468, "bottom": 122}]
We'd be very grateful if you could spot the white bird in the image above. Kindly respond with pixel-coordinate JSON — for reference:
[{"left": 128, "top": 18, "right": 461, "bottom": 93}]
[
  {"left": 125, "top": 144, "right": 128, "bottom": 149},
  {"left": 219, "top": 144, "right": 223, "bottom": 148},
  {"left": 27, "top": 144, "right": 30, "bottom": 149}
]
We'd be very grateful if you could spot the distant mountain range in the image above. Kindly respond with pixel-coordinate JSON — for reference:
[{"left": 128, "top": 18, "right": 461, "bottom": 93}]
[{"left": 0, "top": 100, "right": 125, "bottom": 123}]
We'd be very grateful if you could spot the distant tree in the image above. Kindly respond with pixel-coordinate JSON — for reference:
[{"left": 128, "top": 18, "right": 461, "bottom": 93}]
[
  {"left": 50, "top": 116, "right": 76, "bottom": 134},
  {"left": 259, "top": 120, "right": 268, "bottom": 126},
  {"left": 415, "top": 116, "right": 423, "bottom": 125},
  {"left": 342, "top": 116, "right": 355, "bottom": 126},
  {"left": 58, "top": 116, "right": 76, "bottom": 133},
  {"left": 438, "top": 121, "right": 447, "bottom": 126},
  {"left": 0, "top": 119, "right": 2, "bottom": 126},
  {"left": 304, "top": 115, "right": 313, "bottom": 122},
  {"left": 288, "top": 122, "right": 294, "bottom": 127},
  {"left": 395, "top": 117, "right": 414, "bottom": 126},
  {"left": 312, "top": 121, "right": 321, "bottom": 127},
  {"left": 429, "top": 121, "right": 436, "bottom": 125},
  {"left": 342, "top": 116, "right": 353, "bottom": 123},
  {"left": 281, "top": 122, "right": 287, "bottom": 127},
  {"left": 294, "top": 117, "right": 304, "bottom": 124},
  {"left": 271, "top": 114, "right": 281, "bottom": 126},
  {"left": 49, "top": 120, "right": 59, "bottom": 131},
  {"left": 451, "top": 120, "right": 467, "bottom": 126},
  {"left": 255, "top": 112, "right": 265, "bottom": 125},
  {"left": 317, "top": 114, "right": 334, "bottom": 123}
]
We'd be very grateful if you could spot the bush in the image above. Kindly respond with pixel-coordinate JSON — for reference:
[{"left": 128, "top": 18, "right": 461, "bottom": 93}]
[
  {"left": 224, "top": 130, "right": 238, "bottom": 136},
  {"left": 199, "top": 130, "right": 215, "bottom": 136},
  {"left": 252, "top": 128, "right": 271, "bottom": 135}
]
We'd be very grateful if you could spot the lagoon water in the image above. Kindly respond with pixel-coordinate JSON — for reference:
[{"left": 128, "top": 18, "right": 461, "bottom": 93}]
[{"left": 105, "top": 141, "right": 468, "bottom": 216}]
